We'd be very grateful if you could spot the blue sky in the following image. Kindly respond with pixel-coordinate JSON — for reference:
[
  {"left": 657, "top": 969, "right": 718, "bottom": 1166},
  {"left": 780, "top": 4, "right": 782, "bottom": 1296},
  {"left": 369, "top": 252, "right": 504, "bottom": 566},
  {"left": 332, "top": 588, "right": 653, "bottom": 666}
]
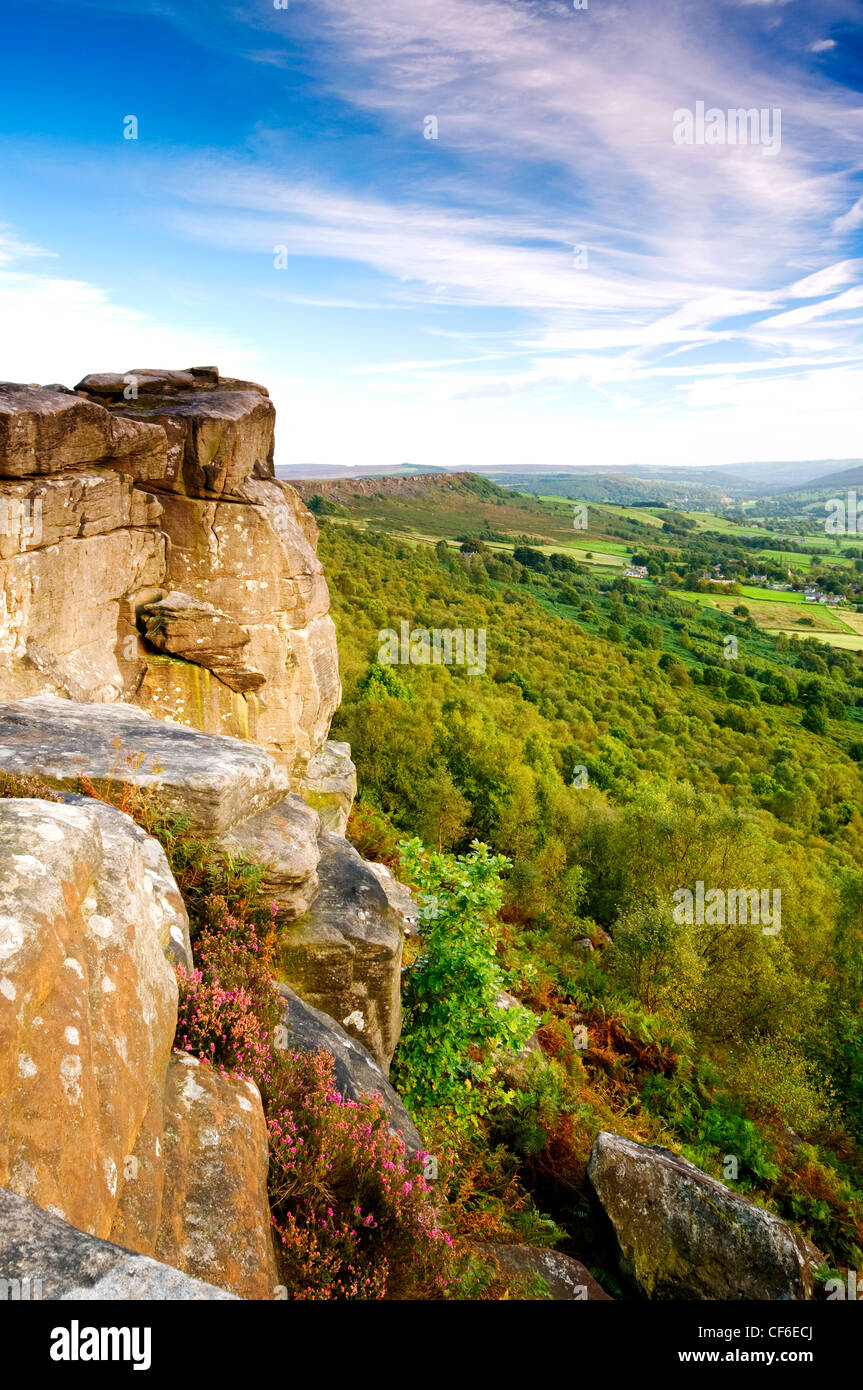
[{"left": 1, "top": 0, "right": 862, "bottom": 472}]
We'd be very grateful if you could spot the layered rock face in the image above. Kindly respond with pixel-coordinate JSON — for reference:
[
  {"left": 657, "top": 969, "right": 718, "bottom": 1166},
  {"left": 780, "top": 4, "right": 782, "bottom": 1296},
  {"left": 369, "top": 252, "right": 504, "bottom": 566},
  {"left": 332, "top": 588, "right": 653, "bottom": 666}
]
[
  {"left": 0, "top": 373, "right": 421, "bottom": 1301},
  {"left": 0, "top": 369, "right": 340, "bottom": 782}
]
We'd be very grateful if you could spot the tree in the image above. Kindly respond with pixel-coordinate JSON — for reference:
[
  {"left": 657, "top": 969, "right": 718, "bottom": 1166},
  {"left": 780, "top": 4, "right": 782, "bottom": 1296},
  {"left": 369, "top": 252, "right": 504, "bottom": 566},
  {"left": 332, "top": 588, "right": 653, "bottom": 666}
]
[
  {"left": 727, "top": 673, "right": 759, "bottom": 703},
  {"left": 802, "top": 704, "right": 827, "bottom": 735},
  {"left": 358, "top": 661, "right": 413, "bottom": 702},
  {"left": 392, "top": 838, "right": 535, "bottom": 1132}
]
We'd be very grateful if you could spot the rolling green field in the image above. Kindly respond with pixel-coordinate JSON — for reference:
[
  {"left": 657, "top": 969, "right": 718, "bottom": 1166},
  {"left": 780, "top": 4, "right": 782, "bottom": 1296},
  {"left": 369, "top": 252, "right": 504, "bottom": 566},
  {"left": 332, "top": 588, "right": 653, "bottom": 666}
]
[{"left": 312, "top": 472, "right": 863, "bottom": 645}]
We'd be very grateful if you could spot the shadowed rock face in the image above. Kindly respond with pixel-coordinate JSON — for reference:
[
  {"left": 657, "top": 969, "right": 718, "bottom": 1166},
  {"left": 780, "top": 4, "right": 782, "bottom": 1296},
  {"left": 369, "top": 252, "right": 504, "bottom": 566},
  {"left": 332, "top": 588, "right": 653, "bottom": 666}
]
[
  {"left": 0, "top": 371, "right": 340, "bottom": 783},
  {"left": 0, "top": 1186, "right": 237, "bottom": 1300},
  {"left": 277, "top": 832, "right": 405, "bottom": 1074},
  {"left": 587, "top": 1131, "right": 819, "bottom": 1300},
  {"left": 276, "top": 985, "right": 422, "bottom": 1157}
]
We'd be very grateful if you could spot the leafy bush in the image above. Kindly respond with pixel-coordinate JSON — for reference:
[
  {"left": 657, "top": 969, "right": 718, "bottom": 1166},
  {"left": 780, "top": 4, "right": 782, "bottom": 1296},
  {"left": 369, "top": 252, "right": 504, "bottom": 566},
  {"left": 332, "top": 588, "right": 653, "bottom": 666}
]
[{"left": 393, "top": 838, "right": 536, "bottom": 1132}]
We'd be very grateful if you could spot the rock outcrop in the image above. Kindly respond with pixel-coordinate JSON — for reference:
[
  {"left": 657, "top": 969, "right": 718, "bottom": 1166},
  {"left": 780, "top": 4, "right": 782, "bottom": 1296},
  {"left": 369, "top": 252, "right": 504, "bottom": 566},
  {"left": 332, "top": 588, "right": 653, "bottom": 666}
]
[
  {"left": 0, "top": 696, "right": 290, "bottom": 834},
  {"left": 138, "top": 591, "right": 265, "bottom": 694},
  {"left": 0, "top": 369, "right": 340, "bottom": 782},
  {"left": 587, "top": 1131, "right": 817, "bottom": 1300},
  {"left": 0, "top": 370, "right": 425, "bottom": 1301},
  {"left": 0, "top": 1186, "right": 237, "bottom": 1300},
  {"left": 0, "top": 698, "right": 406, "bottom": 1073}
]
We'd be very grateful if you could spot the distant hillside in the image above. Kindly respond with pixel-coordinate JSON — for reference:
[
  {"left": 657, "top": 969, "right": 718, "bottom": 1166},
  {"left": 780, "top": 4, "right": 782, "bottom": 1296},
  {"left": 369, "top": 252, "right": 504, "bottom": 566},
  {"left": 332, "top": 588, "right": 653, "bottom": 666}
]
[
  {"left": 289, "top": 470, "right": 509, "bottom": 506},
  {"left": 786, "top": 462, "right": 863, "bottom": 494},
  {"left": 289, "top": 469, "right": 682, "bottom": 556},
  {"left": 486, "top": 470, "right": 736, "bottom": 506}
]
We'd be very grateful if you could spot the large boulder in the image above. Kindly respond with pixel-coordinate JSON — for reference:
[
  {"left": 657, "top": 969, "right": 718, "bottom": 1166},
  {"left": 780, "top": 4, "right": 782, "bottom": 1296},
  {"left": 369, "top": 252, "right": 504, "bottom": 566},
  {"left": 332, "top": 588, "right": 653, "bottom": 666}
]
[
  {"left": 276, "top": 984, "right": 422, "bottom": 1156},
  {"left": 77, "top": 366, "right": 222, "bottom": 400},
  {"left": 219, "top": 794, "right": 321, "bottom": 923},
  {"left": 76, "top": 373, "right": 274, "bottom": 499},
  {"left": 0, "top": 1186, "right": 236, "bottom": 1300},
  {"left": 0, "top": 797, "right": 178, "bottom": 1240},
  {"left": 147, "top": 1056, "right": 278, "bottom": 1301},
  {"left": 0, "top": 792, "right": 279, "bottom": 1300},
  {"left": 587, "top": 1131, "right": 817, "bottom": 1300},
  {"left": 276, "top": 831, "right": 405, "bottom": 1073},
  {"left": 0, "top": 383, "right": 166, "bottom": 478},
  {"left": 0, "top": 696, "right": 289, "bottom": 833},
  {"left": 55, "top": 792, "right": 193, "bottom": 970},
  {"left": 138, "top": 591, "right": 265, "bottom": 694}
]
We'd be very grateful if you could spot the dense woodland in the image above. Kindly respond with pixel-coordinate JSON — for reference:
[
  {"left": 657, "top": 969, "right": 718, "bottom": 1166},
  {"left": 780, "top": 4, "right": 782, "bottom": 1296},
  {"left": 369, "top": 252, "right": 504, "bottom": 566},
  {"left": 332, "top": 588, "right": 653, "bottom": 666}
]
[{"left": 321, "top": 515, "right": 863, "bottom": 1283}]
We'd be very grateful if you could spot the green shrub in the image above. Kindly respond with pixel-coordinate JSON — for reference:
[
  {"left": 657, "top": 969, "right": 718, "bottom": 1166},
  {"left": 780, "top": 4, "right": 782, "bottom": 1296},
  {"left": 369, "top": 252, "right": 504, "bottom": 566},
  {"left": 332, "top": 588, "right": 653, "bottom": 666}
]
[{"left": 393, "top": 838, "right": 536, "bottom": 1132}]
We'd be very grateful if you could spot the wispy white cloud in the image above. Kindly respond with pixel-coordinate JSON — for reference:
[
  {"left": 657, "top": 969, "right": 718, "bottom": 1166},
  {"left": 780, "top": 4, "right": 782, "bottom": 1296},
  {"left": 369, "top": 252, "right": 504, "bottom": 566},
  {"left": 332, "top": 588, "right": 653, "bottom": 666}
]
[
  {"left": 0, "top": 226, "right": 57, "bottom": 267},
  {"left": 3, "top": 0, "right": 863, "bottom": 469}
]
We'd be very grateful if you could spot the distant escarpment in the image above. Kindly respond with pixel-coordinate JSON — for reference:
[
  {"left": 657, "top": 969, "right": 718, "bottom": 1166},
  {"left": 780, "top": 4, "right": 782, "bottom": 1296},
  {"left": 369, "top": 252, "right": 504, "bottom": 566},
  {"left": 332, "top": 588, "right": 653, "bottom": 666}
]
[{"left": 290, "top": 470, "right": 509, "bottom": 507}]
